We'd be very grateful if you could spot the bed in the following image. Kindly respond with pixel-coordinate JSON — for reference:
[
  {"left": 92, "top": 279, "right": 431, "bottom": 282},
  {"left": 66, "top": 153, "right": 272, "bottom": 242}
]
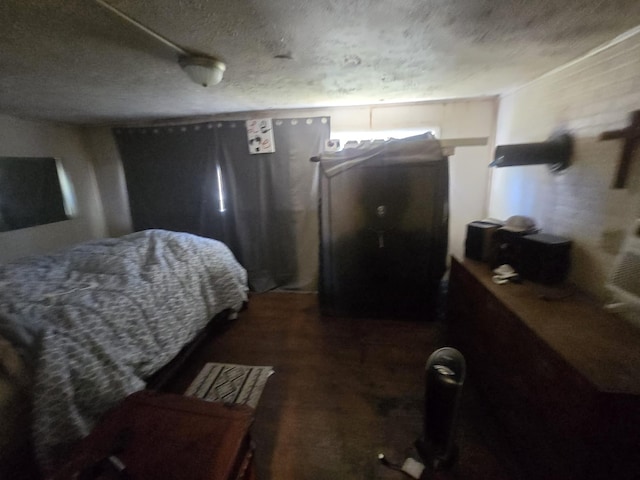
[{"left": 0, "top": 229, "right": 248, "bottom": 475}]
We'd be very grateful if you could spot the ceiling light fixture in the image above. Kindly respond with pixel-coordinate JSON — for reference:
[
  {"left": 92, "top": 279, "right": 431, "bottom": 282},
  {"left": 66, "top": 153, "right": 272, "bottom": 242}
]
[
  {"left": 95, "top": 0, "right": 226, "bottom": 87},
  {"left": 179, "top": 56, "right": 226, "bottom": 87}
]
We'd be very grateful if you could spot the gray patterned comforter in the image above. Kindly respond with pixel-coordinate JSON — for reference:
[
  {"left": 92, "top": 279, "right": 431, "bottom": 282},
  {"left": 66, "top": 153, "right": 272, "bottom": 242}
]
[{"left": 0, "top": 229, "right": 248, "bottom": 469}]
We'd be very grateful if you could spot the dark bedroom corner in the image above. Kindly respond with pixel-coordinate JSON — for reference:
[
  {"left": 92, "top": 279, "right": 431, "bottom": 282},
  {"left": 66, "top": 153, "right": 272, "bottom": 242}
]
[{"left": 1, "top": 1, "right": 640, "bottom": 480}]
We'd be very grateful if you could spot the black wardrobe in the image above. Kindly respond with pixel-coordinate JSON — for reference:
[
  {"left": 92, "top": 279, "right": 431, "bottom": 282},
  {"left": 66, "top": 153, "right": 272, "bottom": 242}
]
[{"left": 314, "top": 133, "right": 449, "bottom": 317}]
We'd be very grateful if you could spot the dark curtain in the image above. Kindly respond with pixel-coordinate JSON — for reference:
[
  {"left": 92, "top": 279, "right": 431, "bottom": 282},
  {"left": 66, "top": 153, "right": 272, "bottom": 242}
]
[
  {"left": 114, "top": 125, "right": 226, "bottom": 239},
  {"left": 114, "top": 117, "right": 329, "bottom": 292}
]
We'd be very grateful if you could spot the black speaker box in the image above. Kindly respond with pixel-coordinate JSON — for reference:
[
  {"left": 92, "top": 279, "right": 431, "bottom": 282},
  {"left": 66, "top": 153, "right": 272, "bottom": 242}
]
[
  {"left": 519, "top": 233, "right": 572, "bottom": 284},
  {"left": 465, "top": 221, "right": 500, "bottom": 262}
]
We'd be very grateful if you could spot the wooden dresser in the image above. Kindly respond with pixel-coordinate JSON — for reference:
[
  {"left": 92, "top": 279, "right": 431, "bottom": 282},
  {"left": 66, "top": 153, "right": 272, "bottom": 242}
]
[
  {"left": 52, "top": 391, "right": 256, "bottom": 480},
  {"left": 447, "top": 256, "right": 640, "bottom": 480}
]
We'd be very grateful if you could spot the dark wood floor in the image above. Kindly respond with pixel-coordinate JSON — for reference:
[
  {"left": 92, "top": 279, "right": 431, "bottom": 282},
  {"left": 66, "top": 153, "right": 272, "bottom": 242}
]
[{"left": 163, "top": 292, "right": 526, "bottom": 480}]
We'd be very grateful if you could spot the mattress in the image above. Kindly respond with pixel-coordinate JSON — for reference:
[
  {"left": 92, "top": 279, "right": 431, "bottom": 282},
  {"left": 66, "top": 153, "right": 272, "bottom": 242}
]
[{"left": 0, "top": 229, "right": 248, "bottom": 472}]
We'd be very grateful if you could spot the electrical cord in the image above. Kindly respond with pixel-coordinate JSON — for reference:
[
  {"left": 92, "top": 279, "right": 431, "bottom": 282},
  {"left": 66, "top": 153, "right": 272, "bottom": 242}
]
[
  {"left": 378, "top": 453, "right": 405, "bottom": 472},
  {"left": 378, "top": 453, "right": 426, "bottom": 479}
]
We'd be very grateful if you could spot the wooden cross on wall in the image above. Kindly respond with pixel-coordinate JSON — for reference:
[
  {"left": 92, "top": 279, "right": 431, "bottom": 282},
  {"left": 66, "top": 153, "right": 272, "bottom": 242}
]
[{"left": 599, "top": 110, "right": 640, "bottom": 189}]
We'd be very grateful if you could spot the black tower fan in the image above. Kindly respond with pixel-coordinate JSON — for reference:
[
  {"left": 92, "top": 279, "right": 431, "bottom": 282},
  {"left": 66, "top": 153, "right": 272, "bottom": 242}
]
[{"left": 416, "top": 347, "right": 466, "bottom": 470}]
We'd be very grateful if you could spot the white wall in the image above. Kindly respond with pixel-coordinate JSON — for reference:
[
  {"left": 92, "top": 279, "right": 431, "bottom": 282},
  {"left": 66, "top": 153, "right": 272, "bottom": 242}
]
[
  {"left": 87, "top": 97, "right": 497, "bottom": 260},
  {"left": 488, "top": 30, "right": 640, "bottom": 300},
  {"left": 82, "top": 127, "right": 132, "bottom": 237},
  {"left": 0, "top": 114, "right": 107, "bottom": 263}
]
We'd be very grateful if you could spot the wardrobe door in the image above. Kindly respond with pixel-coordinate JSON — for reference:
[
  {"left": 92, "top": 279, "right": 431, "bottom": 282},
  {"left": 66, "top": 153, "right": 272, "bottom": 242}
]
[{"left": 320, "top": 155, "right": 448, "bottom": 317}]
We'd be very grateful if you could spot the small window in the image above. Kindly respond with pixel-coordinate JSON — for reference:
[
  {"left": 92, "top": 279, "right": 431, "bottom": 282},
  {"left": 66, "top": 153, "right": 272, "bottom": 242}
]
[{"left": 0, "top": 157, "right": 74, "bottom": 232}]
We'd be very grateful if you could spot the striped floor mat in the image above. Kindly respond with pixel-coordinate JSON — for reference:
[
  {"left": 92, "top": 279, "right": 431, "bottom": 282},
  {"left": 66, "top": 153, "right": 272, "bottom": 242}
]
[{"left": 185, "top": 362, "right": 274, "bottom": 408}]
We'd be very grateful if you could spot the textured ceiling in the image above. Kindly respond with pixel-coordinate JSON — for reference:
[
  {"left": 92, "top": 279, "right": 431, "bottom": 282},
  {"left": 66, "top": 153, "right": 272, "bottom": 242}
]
[{"left": 0, "top": 0, "right": 639, "bottom": 124}]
